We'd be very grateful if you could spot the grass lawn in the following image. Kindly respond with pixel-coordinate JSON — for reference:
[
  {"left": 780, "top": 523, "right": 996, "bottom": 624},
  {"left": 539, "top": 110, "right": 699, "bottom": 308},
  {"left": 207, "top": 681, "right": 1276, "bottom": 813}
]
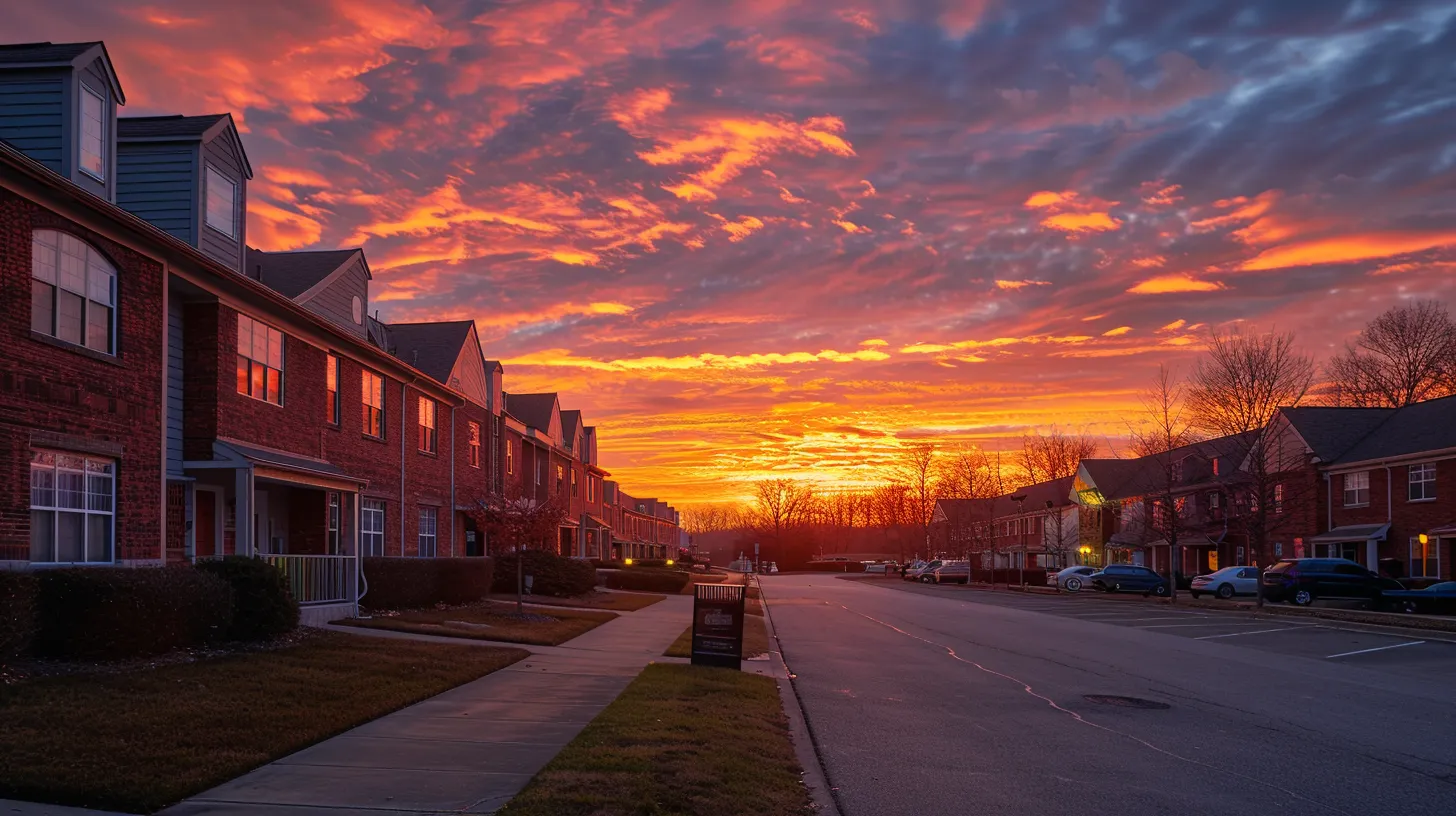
[
  {"left": 664, "top": 608, "right": 772, "bottom": 659},
  {"left": 0, "top": 631, "right": 525, "bottom": 814},
  {"left": 336, "top": 601, "right": 617, "bottom": 646},
  {"left": 498, "top": 663, "right": 811, "bottom": 816},
  {"left": 487, "top": 590, "right": 665, "bottom": 612}
]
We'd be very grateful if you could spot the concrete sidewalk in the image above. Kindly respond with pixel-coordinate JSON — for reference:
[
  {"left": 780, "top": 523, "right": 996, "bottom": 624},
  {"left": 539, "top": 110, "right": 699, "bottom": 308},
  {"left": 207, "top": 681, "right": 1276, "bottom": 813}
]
[{"left": 162, "top": 594, "right": 691, "bottom": 816}]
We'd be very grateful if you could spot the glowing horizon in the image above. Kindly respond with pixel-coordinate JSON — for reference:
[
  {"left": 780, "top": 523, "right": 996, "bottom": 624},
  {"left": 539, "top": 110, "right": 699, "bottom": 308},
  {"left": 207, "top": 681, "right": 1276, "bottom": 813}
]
[{"left": 13, "top": 1, "right": 1453, "bottom": 504}]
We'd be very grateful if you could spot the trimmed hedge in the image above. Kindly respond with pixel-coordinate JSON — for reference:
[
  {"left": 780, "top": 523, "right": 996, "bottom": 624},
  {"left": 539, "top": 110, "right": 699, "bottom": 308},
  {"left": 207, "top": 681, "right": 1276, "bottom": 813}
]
[
  {"left": 492, "top": 550, "right": 596, "bottom": 598},
  {"left": 361, "top": 557, "right": 494, "bottom": 611},
  {"left": 34, "top": 567, "right": 234, "bottom": 660},
  {"left": 805, "top": 561, "right": 866, "bottom": 573},
  {"left": 196, "top": 557, "right": 300, "bottom": 641},
  {"left": 604, "top": 568, "right": 690, "bottom": 594},
  {"left": 629, "top": 559, "right": 674, "bottom": 569},
  {"left": 0, "top": 571, "right": 39, "bottom": 661}
]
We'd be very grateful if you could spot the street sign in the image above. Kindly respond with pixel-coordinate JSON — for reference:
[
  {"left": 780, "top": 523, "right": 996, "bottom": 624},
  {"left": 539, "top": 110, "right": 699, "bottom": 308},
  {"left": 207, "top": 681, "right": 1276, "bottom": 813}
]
[{"left": 691, "top": 582, "right": 746, "bottom": 670}]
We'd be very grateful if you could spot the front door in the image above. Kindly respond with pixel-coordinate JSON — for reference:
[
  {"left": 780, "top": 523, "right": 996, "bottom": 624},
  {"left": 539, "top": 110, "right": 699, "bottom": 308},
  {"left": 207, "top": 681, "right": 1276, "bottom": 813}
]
[{"left": 196, "top": 490, "right": 217, "bottom": 559}]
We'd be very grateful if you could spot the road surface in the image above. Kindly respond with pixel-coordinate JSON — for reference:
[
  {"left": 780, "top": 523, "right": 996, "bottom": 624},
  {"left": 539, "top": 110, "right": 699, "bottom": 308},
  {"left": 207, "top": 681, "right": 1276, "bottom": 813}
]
[{"left": 762, "top": 575, "right": 1456, "bottom": 816}]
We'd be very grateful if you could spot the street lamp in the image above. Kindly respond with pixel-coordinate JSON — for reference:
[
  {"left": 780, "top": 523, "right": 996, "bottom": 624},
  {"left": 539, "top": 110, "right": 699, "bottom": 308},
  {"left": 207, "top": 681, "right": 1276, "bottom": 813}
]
[{"left": 1012, "top": 494, "right": 1027, "bottom": 588}]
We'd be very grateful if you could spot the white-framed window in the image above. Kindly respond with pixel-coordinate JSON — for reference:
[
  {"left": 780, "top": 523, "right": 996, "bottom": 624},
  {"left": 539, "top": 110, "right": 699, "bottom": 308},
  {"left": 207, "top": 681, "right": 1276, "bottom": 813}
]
[
  {"left": 361, "top": 499, "right": 385, "bottom": 556},
  {"left": 325, "top": 354, "right": 340, "bottom": 425},
  {"left": 1343, "top": 471, "right": 1370, "bottom": 507},
  {"left": 79, "top": 84, "right": 106, "bottom": 180},
  {"left": 468, "top": 422, "right": 481, "bottom": 468},
  {"left": 1409, "top": 463, "right": 1436, "bottom": 501},
  {"left": 362, "top": 369, "right": 385, "bottom": 438},
  {"left": 1410, "top": 536, "right": 1439, "bottom": 579},
  {"left": 31, "top": 230, "right": 115, "bottom": 354},
  {"left": 236, "top": 314, "right": 284, "bottom": 405},
  {"left": 507, "top": 440, "right": 515, "bottom": 475},
  {"left": 588, "top": 475, "right": 595, "bottom": 503},
  {"left": 418, "top": 506, "right": 438, "bottom": 557},
  {"left": 327, "top": 492, "right": 341, "bottom": 554},
  {"left": 205, "top": 166, "right": 237, "bottom": 238},
  {"left": 30, "top": 450, "right": 114, "bottom": 563},
  {"left": 418, "top": 397, "right": 437, "bottom": 453}
]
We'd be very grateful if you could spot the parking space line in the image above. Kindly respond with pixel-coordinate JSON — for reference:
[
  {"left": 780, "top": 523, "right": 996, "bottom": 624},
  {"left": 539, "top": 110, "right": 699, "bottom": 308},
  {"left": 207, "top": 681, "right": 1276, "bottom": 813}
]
[
  {"left": 1325, "top": 640, "right": 1426, "bottom": 659},
  {"left": 1133, "top": 621, "right": 1294, "bottom": 629},
  {"left": 1195, "top": 626, "right": 1310, "bottom": 640},
  {"left": 1072, "top": 615, "right": 1205, "bottom": 622}
]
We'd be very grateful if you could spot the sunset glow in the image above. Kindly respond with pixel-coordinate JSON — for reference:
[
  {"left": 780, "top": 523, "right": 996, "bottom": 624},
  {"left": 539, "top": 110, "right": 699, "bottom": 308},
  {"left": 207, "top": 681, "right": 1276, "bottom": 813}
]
[{"left": 18, "top": 0, "right": 1454, "bottom": 503}]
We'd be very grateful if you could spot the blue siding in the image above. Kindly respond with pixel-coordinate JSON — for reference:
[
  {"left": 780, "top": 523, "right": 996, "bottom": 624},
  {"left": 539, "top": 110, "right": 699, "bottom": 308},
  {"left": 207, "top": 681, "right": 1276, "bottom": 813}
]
[
  {"left": 75, "top": 58, "right": 115, "bottom": 202},
  {"left": 118, "top": 144, "right": 197, "bottom": 244},
  {"left": 199, "top": 133, "right": 245, "bottom": 272},
  {"left": 0, "top": 78, "right": 65, "bottom": 171},
  {"left": 167, "top": 298, "right": 185, "bottom": 476}
]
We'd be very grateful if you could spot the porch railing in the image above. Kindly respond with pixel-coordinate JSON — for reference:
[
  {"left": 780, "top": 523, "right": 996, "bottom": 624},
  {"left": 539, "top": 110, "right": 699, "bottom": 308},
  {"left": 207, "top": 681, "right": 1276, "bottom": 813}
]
[{"left": 262, "top": 554, "right": 357, "bottom": 606}]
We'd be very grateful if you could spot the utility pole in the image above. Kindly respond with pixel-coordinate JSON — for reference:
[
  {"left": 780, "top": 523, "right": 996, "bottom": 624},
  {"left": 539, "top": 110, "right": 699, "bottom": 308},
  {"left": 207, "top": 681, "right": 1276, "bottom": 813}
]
[{"left": 1012, "top": 494, "right": 1027, "bottom": 589}]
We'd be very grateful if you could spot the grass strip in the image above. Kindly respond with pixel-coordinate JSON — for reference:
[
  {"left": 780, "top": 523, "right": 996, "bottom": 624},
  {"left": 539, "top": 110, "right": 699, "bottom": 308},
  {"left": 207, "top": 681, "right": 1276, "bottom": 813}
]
[
  {"left": 498, "top": 663, "right": 811, "bottom": 816},
  {"left": 337, "top": 601, "right": 616, "bottom": 646},
  {"left": 664, "top": 609, "right": 771, "bottom": 659},
  {"left": 487, "top": 591, "right": 665, "bottom": 612},
  {"left": 0, "top": 631, "right": 525, "bottom": 813}
]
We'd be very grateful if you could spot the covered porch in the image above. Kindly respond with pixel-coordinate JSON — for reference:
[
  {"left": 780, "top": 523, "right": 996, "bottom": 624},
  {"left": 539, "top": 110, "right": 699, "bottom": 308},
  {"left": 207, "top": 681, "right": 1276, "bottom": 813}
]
[
  {"left": 581, "top": 515, "right": 612, "bottom": 560},
  {"left": 186, "top": 441, "right": 366, "bottom": 625},
  {"left": 1305, "top": 523, "right": 1388, "bottom": 569}
]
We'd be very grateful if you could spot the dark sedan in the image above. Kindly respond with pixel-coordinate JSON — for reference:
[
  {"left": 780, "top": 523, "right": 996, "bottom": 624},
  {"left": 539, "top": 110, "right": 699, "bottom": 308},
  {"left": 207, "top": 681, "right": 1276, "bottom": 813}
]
[
  {"left": 1088, "top": 564, "right": 1169, "bottom": 597},
  {"left": 1381, "top": 581, "right": 1456, "bottom": 615},
  {"left": 1261, "top": 558, "right": 1403, "bottom": 606}
]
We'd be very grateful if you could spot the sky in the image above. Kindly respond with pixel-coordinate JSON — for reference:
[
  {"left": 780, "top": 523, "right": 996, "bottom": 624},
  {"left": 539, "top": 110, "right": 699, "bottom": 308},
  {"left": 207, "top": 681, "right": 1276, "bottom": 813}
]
[{"left": 11, "top": 1, "right": 1456, "bottom": 503}]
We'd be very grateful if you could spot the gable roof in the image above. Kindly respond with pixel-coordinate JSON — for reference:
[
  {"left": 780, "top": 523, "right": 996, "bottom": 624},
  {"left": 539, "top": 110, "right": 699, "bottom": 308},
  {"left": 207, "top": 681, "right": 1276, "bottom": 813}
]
[
  {"left": 118, "top": 114, "right": 230, "bottom": 140},
  {"left": 1279, "top": 406, "right": 1396, "bottom": 463},
  {"left": 0, "top": 42, "right": 124, "bottom": 102},
  {"left": 387, "top": 321, "right": 473, "bottom": 384},
  {"left": 247, "top": 247, "right": 361, "bottom": 299},
  {"left": 505, "top": 393, "right": 559, "bottom": 433},
  {"left": 561, "top": 410, "right": 582, "bottom": 443},
  {"left": 1078, "top": 432, "right": 1257, "bottom": 502},
  {"left": 1332, "top": 394, "right": 1456, "bottom": 465}
]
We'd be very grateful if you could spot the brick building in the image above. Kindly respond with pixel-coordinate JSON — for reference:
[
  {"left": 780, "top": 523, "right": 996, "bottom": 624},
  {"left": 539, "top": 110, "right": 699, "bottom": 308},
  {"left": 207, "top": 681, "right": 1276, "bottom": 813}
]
[{"left": 0, "top": 39, "right": 681, "bottom": 617}]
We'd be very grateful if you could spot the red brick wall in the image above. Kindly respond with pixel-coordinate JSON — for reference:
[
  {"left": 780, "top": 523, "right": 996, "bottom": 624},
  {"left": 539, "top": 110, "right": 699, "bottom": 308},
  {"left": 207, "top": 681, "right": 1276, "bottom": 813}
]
[
  {"left": 0, "top": 189, "right": 165, "bottom": 563},
  {"left": 325, "top": 355, "right": 403, "bottom": 557},
  {"left": 400, "top": 387, "right": 452, "bottom": 557},
  {"left": 1330, "top": 460, "right": 1456, "bottom": 577}
]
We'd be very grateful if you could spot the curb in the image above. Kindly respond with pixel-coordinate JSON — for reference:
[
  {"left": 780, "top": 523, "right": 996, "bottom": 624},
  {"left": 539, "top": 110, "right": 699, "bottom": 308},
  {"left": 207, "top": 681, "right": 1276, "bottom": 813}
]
[{"left": 754, "top": 578, "right": 844, "bottom": 816}]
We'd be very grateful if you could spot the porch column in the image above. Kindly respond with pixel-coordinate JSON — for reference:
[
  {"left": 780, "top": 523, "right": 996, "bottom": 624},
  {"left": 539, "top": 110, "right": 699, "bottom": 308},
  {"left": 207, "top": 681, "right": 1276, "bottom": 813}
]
[{"left": 235, "top": 467, "right": 253, "bottom": 557}]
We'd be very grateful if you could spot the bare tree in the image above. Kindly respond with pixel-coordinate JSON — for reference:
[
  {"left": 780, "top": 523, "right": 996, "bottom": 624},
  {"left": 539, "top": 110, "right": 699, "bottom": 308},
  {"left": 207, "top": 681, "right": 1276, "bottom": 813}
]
[
  {"left": 1019, "top": 427, "right": 1100, "bottom": 484},
  {"left": 868, "top": 481, "right": 912, "bottom": 562},
  {"left": 1128, "top": 365, "right": 1204, "bottom": 598},
  {"left": 892, "top": 442, "right": 941, "bottom": 557},
  {"left": 751, "top": 479, "right": 815, "bottom": 564},
  {"left": 1187, "top": 328, "right": 1315, "bottom": 598},
  {"left": 467, "top": 489, "right": 567, "bottom": 612},
  {"left": 1326, "top": 299, "right": 1456, "bottom": 407}
]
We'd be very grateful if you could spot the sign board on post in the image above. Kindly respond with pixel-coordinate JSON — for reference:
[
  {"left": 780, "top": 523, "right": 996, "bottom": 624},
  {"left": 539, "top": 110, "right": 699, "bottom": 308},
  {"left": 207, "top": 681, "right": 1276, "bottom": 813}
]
[{"left": 691, "top": 583, "right": 746, "bottom": 670}]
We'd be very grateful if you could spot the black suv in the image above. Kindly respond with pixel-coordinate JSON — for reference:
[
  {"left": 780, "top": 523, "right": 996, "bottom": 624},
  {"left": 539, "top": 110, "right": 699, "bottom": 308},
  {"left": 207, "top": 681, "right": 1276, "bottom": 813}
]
[
  {"left": 1261, "top": 558, "right": 1405, "bottom": 606},
  {"left": 1088, "top": 564, "right": 1169, "bottom": 596}
]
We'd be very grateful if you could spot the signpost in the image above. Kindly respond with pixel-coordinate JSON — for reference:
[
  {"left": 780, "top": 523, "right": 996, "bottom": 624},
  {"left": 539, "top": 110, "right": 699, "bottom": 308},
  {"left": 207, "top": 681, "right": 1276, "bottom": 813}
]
[{"left": 691, "top": 582, "right": 746, "bottom": 669}]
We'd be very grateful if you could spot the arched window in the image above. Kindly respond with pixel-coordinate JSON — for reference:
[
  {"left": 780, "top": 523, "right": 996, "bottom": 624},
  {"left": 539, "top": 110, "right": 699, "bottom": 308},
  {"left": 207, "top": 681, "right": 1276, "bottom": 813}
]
[{"left": 31, "top": 230, "right": 116, "bottom": 354}]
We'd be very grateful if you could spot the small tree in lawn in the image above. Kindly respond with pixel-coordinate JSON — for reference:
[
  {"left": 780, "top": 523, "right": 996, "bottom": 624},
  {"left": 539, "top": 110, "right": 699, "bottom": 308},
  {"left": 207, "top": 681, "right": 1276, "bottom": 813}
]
[
  {"left": 1128, "top": 365, "right": 1203, "bottom": 600},
  {"left": 467, "top": 488, "right": 566, "bottom": 613}
]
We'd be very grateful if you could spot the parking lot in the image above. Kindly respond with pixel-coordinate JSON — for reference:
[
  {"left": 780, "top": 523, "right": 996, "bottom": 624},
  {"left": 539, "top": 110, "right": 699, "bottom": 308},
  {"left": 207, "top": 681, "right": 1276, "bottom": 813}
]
[{"left": 863, "top": 577, "right": 1456, "bottom": 678}]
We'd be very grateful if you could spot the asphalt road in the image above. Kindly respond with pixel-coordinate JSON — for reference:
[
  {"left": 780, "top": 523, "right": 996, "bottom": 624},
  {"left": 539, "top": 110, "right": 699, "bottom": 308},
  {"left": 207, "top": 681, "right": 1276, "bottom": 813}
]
[{"left": 761, "top": 574, "right": 1456, "bottom": 816}]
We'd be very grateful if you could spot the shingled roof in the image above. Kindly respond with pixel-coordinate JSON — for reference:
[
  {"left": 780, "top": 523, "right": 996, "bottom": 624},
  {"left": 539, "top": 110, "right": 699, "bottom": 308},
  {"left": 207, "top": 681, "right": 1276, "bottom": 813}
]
[
  {"left": 118, "top": 114, "right": 231, "bottom": 140},
  {"left": 561, "top": 409, "right": 582, "bottom": 443},
  {"left": 387, "top": 321, "right": 472, "bottom": 384},
  {"left": 505, "top": 393, "right": 558, "bottom": 433},
  {"left": 1280, "top": 406, "right": 1396, "bottom": 463},
  {"left": 1332, "top": 394, "right": 1456, "bottom": 465},
  {"left": 0, "top": 42, "right": 124, "bottom": 102},
  {"left": 246, "top": 247, "right": 360, "bottom": 299}
]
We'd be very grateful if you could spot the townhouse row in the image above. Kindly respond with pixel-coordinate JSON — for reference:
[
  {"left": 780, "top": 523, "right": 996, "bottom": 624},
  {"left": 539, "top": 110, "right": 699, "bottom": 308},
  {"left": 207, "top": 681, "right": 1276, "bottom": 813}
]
[
  {"left": 0, "top": 41, "right": 683, "bottom": 616},
  {"left": 934, "top": 396, "right": 1456, "bottom": 582}
]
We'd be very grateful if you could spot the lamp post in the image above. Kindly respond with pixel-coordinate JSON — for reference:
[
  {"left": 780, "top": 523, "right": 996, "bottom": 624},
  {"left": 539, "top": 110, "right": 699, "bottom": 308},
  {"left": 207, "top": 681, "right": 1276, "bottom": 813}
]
[
  {"left": 1419, "top": 533, "right": 1430, "bottom": 578},
  {"left": 1012, "top": 494, "right": 1027, "bottom": 588}
]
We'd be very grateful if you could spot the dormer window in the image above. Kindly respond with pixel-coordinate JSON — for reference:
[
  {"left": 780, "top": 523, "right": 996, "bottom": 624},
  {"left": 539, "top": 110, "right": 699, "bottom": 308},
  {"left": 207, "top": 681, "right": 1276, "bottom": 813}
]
[
  {"left": 205, "top": 166, "right": 237, "bottom": 238},
  {"left": 80, "top": 84, "right": 106, "bottom": 180}
]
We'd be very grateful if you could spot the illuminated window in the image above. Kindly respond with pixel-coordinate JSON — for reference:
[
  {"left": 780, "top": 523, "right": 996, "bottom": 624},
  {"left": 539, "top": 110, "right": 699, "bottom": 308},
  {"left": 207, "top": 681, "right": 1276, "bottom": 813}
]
[
  {"left": 507, "top": 441, "right": 515, "bottom": 475},
  {"left": 325, "top": 354, "right": 340, "bottom": 424},
  {"left": 418, "top": 397, "right": 437, "bottom": 453},
  {"left": 468, "top": 422, "right": 481, "bottom": 468},
  {"left": 30, "top": 450, "right": 113, "bottom": 563},
  {"left": 571, "top": 469, "right": 578, "bottom": 498},
  {"left": 236, "top": 314, "right": 284, "bottom": 405},
  {"left": 362, "top": 370, "right": 384, "bottom": 438}
]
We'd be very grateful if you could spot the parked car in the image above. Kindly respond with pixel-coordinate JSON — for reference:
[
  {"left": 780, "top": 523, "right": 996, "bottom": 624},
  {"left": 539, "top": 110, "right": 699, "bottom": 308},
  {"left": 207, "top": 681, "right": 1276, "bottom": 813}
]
[
  {"left": 1089, "top": 564, "right": 1169, "bottom": 596},
  {"left": 1050, "top": 565, "right": 1098, "bottom": 592},
  {"left": 727, "top": 559, "right": 754, "bottom": 573},
  {"left": 933, "top": 563, "right": 971, "bottom": 585},
  {"left": 1188, "top": 566, "right": 1260, "bottom": 600},
  {"left": 864, "top": 563, "right": 889, "bottom": 574},
  {"left": 1261, "top": 558, "right": 1404, "bottom": 606},
  {"left": 1381, "top": 582, "right": 1456, "bottom": 615},
  {"left": 905, "top": 560, "right": 942, "bottom": 582}
]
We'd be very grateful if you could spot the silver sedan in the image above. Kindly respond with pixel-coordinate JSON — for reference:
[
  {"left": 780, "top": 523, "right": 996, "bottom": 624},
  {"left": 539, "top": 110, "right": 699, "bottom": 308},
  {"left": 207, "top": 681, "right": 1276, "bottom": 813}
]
[
  {"left": 1052, "top": 565, "right": 1098, "bottom": 592},
  {"left": 1189, "top": 566, "right": 1260, "bottom": 599}
]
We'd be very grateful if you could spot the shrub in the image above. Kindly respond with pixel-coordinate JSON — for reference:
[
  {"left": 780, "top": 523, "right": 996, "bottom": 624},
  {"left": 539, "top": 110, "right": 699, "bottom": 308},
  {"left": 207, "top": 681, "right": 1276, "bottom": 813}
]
[
  {"left": 437, "top": 558, "right": 495, "bottom": 605},
  {"left": 34, "top": 567, "right": 233, "bottom": 660},
  {"left": 492, "top": 550, "right": 596, "bottom": 597},
  {"left": 604, "top": 568, "right": 690, "bottom": 594},
  {"left": 630, "top": 559, "right": 674, "bottom": 569},
  {"left": 362, "top": 557, "right": 496, "bottom": 611},
  {"left": 196, "top": 557, "right": 300, "bottom": 641},
  {"left": 805, "top": 561, "right": 866, "bottom": 573},
  {"left": 0, "top": 571, "right": 39, "bottom": 661}
]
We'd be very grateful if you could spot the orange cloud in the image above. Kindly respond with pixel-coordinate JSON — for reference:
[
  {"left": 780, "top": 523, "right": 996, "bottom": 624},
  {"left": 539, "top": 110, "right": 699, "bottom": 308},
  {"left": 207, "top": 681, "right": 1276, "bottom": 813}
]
[
  {"left": 1042, "top": 212, "right": 1122, "bottom": 232},
  {"left": 833, "top": 219, "right": 870, "bottom": 234},
  {"left": 609, "top": 87, "right": 673, "bottom": 131},
  {"left": 995, "top": 279, "right": 1051, "bottom": 290},
  {"left": 1024, "top": 190, "right": 1071, "bottom": 208},
  {"left": 1024, "top": 189, "right": 1122, "bottom": 233},
  {"left": 721, "top": 216, "right": 766, "bottom": 242},
  {"left": 1239, "top": 232, "right": 1456, "bottom": 271},
  {"left": 1127, "top": 274, "right": 1225, "bottom": 294},
  {"left": 640, "top": 115, "right": 855, "bottom": 195},
  {"left": 247, "top": 199, "right": 324, "bottom": 251},
  {"left": 1102, "top": 326, "right": 1133, "bottom": 337},
  {"left": 1158, "top": 319, "right": 1187, "bottom": 332}
]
